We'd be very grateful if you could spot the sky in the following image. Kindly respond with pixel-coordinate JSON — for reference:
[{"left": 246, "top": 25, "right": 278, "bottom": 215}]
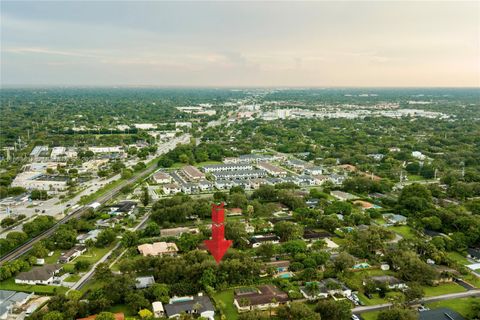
[{"left": 1, "top": 1, "right": 479, "bottom": 87}]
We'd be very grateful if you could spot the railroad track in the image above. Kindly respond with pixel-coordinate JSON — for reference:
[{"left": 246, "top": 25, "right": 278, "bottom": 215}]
[{"left": 0, "top": 162, "right": 157, "bottom": 265}]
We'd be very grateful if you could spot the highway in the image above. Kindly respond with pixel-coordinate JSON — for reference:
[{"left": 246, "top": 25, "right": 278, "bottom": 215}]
[{"left": 0, "top": 134, "right": 190, "bottom": 265}]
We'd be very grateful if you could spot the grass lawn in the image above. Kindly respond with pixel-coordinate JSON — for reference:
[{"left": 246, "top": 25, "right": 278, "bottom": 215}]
[
  {"left": 64, "top": 274, "right": 81, "bottom": 282},
  {"left": 66, "top": 244, "right": 116, "bottom": 268},
  {"left": 388, "top": 226, "right": 416, "bottom": 240},
  {"left": 426, "top": 297, "right": 477, "bottom": 318},
  {"left": 407, "top": 174, "right": 423, "bottom": 181},
  {"left": 44, "top": 250, "right": 62, "bottom": 264},
  {"left": 0, "top": 278, "right": 68, "bottom": 294},
  {"left": 195, "top": 161, "right": 223, "bottom": 167},
  {"left": 331, "top": 237, "right": 347, "bottom": 246},
  {"left": 212, "top": 289, "right": 239, "bottom": 320},
  {"left": 360, "top": 311, "right": 381, "bottom": 320},
  {"left": 446, "top": 251, "right": 470, "bottom": 265},
  {"left": 357, "top": 292, "right": 403, "bottom": 306},
  {"left": 463, "top": 273, "right": 480, "bottom": 288},
  {"left": 423, "top": 283, "right": 467, "bottom": 297}
]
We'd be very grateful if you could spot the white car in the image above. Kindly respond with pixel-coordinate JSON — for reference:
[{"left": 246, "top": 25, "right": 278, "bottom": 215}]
[{"left": 352, "top": 315, "right": 361, "bottom": 320}]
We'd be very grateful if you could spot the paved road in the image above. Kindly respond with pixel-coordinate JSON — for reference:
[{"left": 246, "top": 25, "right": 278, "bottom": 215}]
[
  {"left": 70, "top": 209, "right": 152, "bottom": 291},
  {"left": 0, "top": 135, "right": 189, "bottom": 265},
  {"left": 353, "top": 290, "right": 480, "bottom": 314}
]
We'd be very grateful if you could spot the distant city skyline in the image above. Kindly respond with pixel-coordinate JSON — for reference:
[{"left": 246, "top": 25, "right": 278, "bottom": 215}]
[{"left": 1, "top": 1, "right": 479, "bottom": 87}]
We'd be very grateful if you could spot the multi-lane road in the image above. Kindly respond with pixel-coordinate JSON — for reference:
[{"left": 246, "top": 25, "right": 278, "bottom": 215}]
[{"left": 0, "top": 134, "right": 190, "bottom": 265}]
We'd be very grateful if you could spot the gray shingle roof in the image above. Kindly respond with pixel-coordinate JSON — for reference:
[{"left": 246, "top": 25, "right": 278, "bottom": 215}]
[
  {"left": 419, "top": 308, "right": 464, "bottom": 320},
  {"left": 164, "top": 295, "right": 214, "bottom": 317}
]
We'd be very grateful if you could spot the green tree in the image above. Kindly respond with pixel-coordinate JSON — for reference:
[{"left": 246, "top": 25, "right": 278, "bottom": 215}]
[
  {"left": 403, "top": 282, "right": 424, "bottom": 303},
  {"left": 141, "top": 186, "right": 150, "bottom": 206},
  {"left": 277, "top": 302, "right": 321, "bottom": 320},
  {"left": 274, "top": 221, "right": 304, "bottom": 242},
  {"left": 315, "top": 299, "right": 351, "bottom": 320},
  {"left": 377, "top": 307, "right": 416, "bottom": 320},
  {"left": 42, "top": 311, "right": 64, "bottom": 320},
  {"left": 95, "top": 312, "right": 116, "bottom": 320}
]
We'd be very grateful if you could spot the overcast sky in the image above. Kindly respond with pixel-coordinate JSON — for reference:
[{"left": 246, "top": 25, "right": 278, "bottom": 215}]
[{"left": 1, "top": 1, "right": 479, "bottom": 87}]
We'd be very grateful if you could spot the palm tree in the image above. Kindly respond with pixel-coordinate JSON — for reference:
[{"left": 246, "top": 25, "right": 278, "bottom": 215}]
[{"left": 306, "top": 281, "right": 320, "bottom": 299}]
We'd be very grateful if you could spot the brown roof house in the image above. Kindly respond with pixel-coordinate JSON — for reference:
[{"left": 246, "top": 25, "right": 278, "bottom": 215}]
[
  {"left": 138, "top": 242, "right": 178, "bottom": 257},
  {"left": 233, "top": 285, "right": 289, "bottom": 312}
]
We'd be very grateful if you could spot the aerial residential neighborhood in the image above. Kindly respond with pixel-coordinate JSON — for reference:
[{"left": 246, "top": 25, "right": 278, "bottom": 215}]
[{"left": 1, "top": 1, "right": 479, "bottom": 320}]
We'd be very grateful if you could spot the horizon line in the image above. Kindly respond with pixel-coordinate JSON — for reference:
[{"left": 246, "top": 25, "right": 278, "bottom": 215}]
[{"left": 1, "top": 85, "right": 480, "bottom": 90}]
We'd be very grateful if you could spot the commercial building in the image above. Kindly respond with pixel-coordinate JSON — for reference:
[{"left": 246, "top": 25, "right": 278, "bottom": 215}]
[{"left": 11, "top": 172, "right": 68, "bottom": 193}]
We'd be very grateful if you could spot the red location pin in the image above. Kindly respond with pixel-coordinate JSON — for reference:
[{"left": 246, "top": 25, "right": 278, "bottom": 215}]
[{"left": 204, "top": 203, "right": 232, "bottom": 264}]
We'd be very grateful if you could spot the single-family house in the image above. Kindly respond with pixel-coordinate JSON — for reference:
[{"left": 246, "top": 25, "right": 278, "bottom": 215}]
[
  {"left": 329, "top": 174, "right": 346, "bottom": 185},
  {"left": 300, "top": 278, "right": 352, "bottom": 300},
  {"left": 160, "top": 227, "right": 199, "bottom": 238},
  {"left": 59, "top": 245, "right": 87, "bottom": 263},
  {"left": 77, "top": 229, "right": 101, "bottom": 244},
  {"left": 138, "top": 242, "right": 178, "bottom": 257},
  {"left": 152, "top": 301, "right": 165, "bottom": 318},
  {"left": 233, "top": 285, "right": 289, "bottom": 312},
  {"left": 303, "top": 229, "right": 331, "bottom": 241},
  {"left": 331, "top": 190, "right": 358, "bottom": 201},
  {"left": 135, "top": 276, "right": 155, "bottom": 289},
  {"left": 467, "top": 248, "right": 480, "bottom": 262},
  {"left": 15, "top": 264, "right": 62, "bottom": 285},
  {"left": 383, "top": 213, "right": 407, "bottom": 226},
  {"left": 367, "top": 276, "right": 407, "bottom": 290},
  {"left": 164, "top": 294, "right": 214, "bottom": 319},
  {"left": 419, "top": 308, "right": 465, "bottom": 320},
  {"left": 250, "top": 234, "right": 280, "bottom": 248}
]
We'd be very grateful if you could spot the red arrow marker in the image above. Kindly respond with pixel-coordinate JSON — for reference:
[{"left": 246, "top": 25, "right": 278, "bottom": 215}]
[{"left": 204, "top": 203, "right": 232, "bottom": 264}]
